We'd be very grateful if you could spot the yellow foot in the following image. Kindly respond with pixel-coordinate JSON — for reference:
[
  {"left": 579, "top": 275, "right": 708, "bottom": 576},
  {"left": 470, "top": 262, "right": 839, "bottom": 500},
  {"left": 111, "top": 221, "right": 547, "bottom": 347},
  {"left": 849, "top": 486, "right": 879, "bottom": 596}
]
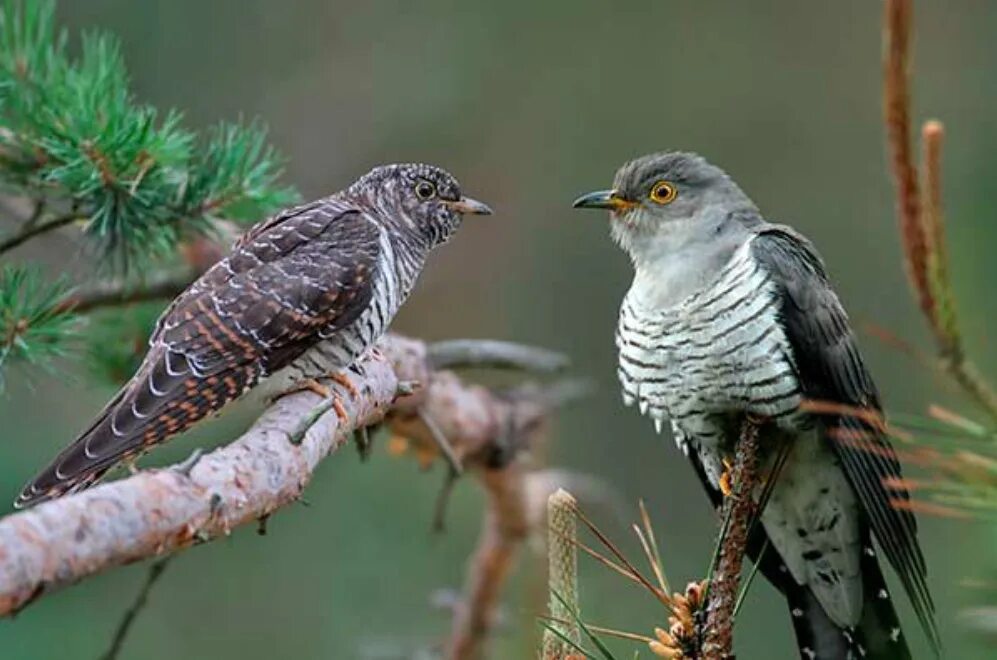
[
  {"left": 274, "top": 377, "right": 332, "bottom": 402},
  {"left": 280, "top": 378, "right": 351, "bottom": 446},
  {"left": 332, "top": 396, "right": 348, "bottom": 422},
  {"left": 719, "top": 457, "right": 734, "bottom": 498},
  {"left": 329, "top": 372, "right": 360, "bottom": 400},
  {"left": 300, "top": 378, "right": 333, "bottom": 399}
]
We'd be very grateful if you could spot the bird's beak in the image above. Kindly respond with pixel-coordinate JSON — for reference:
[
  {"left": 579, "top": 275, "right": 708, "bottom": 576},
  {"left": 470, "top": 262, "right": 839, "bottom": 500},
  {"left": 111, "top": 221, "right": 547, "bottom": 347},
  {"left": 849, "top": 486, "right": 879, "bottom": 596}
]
[
  {"left": 572, "top": 189, "right": 635, "bottom": 212},
  {"left": 447, "top": 196, "right": 493, "bottom": 215}
]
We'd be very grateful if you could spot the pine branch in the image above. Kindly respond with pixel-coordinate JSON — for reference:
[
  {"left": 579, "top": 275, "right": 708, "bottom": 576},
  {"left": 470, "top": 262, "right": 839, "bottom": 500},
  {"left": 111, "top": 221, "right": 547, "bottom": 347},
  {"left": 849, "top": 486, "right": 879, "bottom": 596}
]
[
  {"left": 0, "top": 0, "right": 297, "bottom": 266},
  {"left": 701, "top": 418, "right": 761, "bottom": 659},
  {"left": 0, "top": 263, "right": 79, "bottom": 385},
  {"left": 59, "top": 270, "right": 193, "bottom": 314},
  {"left": 0, "top": 210, "right": 83, "bottom": 254},
  {"left": 0, "top": 334, "right": 573, "bottom": 619}
]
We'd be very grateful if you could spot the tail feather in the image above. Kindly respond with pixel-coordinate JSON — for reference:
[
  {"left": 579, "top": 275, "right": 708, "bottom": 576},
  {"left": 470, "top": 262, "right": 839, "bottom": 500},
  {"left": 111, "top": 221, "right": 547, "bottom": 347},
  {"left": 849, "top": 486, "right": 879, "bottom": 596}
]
[
  {"left": 749, "top": 526, "right": 913, "bottom": 660},
  {"left": 15, "top": 350, "right": 258, "bottom": 508}
]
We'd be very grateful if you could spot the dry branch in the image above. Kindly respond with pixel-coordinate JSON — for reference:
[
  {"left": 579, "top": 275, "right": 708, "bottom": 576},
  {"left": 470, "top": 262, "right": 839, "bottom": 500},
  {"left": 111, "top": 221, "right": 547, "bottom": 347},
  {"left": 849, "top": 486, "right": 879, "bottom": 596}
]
[
  {"left": 387, "top": 371, "right": 577, "bottom": 659},
  {"left": 701, "top": 419, "right": 761, "bottom": 660},
  {"left": 0, "top": 334, "right": 568, "bottom": 619}
]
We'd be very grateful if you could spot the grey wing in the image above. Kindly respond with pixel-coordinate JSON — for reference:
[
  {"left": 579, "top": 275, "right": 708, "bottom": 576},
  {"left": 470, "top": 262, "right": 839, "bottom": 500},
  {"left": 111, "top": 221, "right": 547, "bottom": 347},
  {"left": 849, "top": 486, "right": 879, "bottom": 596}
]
[{"left": 751, "top": 225, "right": 939, "bottom": 651}]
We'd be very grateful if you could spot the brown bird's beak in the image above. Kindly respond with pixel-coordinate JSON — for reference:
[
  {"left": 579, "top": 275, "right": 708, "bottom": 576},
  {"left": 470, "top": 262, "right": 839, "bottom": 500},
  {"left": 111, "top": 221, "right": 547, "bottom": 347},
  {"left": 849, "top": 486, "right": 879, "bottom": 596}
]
[
  {"left": 572, "top": 189, "right": 635, "bottom": 212},
  {"left": 447, "top": 196, "right": 493, "bottom": 215}
]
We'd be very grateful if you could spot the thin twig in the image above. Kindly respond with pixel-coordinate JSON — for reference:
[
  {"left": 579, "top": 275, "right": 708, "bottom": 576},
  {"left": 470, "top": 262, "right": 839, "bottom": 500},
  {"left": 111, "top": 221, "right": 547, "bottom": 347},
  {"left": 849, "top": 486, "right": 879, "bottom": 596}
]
[
  {"left": 58, "top": 271, "right": 194, "bottom": 314},
  {"left": 428, "top": 339, "right": 569, "bottom": 373},
  {"left": 702, "top": 418, "right": 761, "bottom": 660},
  {"left": 100, "top": 558, "right": 171, "bottom": 660},
  {"left": 537, "top": 614, "right": 654, "bottom": 644},
  {"left": 0, "top": 212, "right": 84, "bottom": 254}
]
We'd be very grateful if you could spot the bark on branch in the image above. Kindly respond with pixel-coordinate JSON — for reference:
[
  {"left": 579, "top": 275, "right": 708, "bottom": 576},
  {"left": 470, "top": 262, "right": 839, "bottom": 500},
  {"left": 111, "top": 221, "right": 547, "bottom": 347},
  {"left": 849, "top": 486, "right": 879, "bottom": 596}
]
[
  {"left": 0, "top": 334, "right": 568, "bottom": 619},
  {"left": 701, "top": 419, "right": 762, "bottom": 660}
]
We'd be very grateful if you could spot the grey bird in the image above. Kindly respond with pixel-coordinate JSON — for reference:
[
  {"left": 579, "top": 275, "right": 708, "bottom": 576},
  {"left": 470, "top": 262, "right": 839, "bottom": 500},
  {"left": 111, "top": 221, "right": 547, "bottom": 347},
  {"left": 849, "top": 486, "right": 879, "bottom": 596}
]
[
  {"left": 16, "top": 163, "right": 491, "bottom": 508},
  {"left": 574, "top": 152, "right": 938, "bottom": 659}
]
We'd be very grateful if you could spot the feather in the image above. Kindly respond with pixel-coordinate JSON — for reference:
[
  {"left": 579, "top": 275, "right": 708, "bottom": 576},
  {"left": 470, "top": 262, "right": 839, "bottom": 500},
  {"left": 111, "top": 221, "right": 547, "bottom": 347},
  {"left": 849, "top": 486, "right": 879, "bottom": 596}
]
[
  {"left": 751, "top": 226, "right": 939, "bottom": 654},
  {"left": 16, "top": 200, "right": 381, "bottom": 508}
]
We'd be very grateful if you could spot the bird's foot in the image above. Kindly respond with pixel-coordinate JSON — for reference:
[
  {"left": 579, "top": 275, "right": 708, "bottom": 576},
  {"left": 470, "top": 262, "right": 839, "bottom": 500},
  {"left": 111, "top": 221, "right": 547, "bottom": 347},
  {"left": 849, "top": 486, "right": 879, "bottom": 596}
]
[
  {"left": 272, "top": 377, "right": 332, "bottom": 403},
  {"left": 719, "top": 457, "right": 735, "bottom": 498},
  {"left": 329, "top": 371, "right": 361, "bottom": 400},
  {"left": 281, "top": 378, "right": 352, "bottom": 446}
]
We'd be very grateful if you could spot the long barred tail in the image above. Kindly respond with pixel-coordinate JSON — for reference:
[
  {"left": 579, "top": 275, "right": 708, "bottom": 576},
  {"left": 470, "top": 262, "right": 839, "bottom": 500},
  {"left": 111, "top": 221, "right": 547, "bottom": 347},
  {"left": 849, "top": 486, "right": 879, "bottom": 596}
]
[
  {"left": 749, "top": 523, "right": 912, "bottom": 660},
  {"left": 14, "top": 349, "right": 258, "bottom": 509}
]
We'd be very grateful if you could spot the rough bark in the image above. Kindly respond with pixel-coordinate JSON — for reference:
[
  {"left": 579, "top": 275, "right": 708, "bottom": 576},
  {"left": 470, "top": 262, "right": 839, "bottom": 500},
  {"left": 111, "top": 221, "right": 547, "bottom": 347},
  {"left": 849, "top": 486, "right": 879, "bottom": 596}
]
[{"left": 0, "top": 334, "right": 564, "bottom": 619}]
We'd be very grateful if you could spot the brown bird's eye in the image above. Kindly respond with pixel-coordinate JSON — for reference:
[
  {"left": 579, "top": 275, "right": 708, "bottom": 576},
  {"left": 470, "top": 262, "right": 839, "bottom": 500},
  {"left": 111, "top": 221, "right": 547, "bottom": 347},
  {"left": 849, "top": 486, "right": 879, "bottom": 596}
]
[
  {"left": 415, "top": 181, "right": 436, "bottom": 200},
  {"left": 649, "top": 181, "right": 677, "bottom": 204}
]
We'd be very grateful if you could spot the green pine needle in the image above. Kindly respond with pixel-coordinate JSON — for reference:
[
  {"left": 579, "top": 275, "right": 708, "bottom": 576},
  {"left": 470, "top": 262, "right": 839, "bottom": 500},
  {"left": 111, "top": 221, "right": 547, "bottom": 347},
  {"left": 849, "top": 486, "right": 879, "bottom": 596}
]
[
  {"left": 0, "top": 0, "right": 297, "bottom": 270},
  {"left": 0, "top": 264, "right": 80, "bottom": 387},
  {"left": 539, "top": 622, "right": 597, "bottom": 659},
  {"left": 550, "top": 588, "right": 619, "bottom": 660}
]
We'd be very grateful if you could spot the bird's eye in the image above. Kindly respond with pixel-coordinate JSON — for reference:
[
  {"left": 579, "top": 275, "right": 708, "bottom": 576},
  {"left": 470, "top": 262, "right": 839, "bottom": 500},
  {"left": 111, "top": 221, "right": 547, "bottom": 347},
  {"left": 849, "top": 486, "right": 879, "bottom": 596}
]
[
  {"left": 649, "top": 181, "right": 677, "bottom": 205},
  {"left": 415, "top": 181, "right": 437, "bottom": 200}
]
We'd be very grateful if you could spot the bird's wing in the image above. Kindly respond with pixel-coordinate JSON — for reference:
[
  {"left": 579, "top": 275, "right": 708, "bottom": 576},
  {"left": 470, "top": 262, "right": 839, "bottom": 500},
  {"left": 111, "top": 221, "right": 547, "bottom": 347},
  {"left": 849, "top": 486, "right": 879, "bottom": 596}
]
[
  {"left": 17, "top": 199, "right": 381, "bottom": 507},
  {"left": 751, "top": 225, "right": 939, "bottom": 651}
]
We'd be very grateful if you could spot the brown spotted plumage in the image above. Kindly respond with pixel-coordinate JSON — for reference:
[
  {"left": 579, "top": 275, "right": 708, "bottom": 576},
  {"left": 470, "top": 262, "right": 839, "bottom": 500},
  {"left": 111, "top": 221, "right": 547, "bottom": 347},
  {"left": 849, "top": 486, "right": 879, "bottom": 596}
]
[{"left": 16, "top": 164, "right": 491, "bottom": 508}]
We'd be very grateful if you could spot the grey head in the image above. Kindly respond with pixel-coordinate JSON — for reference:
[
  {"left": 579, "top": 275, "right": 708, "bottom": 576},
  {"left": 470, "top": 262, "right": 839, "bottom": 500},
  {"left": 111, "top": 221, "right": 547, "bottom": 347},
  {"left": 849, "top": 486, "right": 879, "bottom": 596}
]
[
  {"left": 347, "top": 163, "right": 492, "bottom": 247},
  {"left": 573, "top": 152, "right": 762, "bottom": 275}
]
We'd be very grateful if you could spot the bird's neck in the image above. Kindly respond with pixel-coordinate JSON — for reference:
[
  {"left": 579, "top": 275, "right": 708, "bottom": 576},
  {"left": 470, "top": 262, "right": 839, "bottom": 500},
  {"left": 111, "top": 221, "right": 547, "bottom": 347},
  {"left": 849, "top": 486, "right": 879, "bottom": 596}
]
[
  {"left": 629, "top": 212, "right": 753, "bottom": 309},
  {"left": 386, "top": 225, "right": 431, "bottom": 295}
]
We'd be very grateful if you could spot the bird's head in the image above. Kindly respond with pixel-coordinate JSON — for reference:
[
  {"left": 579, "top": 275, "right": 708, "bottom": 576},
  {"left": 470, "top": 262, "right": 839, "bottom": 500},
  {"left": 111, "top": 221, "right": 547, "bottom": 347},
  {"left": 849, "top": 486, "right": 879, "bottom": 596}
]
[
  {"left": 573, "top": 152, "right": 757, "bottom": 267},
  {"left": 349, "top": 163, "right": 492, "bottom": 247}
]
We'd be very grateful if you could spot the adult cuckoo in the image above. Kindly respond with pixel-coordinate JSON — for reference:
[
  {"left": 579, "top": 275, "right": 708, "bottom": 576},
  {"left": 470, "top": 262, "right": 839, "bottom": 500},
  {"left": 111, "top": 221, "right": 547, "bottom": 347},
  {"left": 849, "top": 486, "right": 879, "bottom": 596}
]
[
  {"left": 574, "top": 152, "right": 938, "bottom": 659},
  {"left": 16, "top": 163, "right": 491, "bottom": 509}
]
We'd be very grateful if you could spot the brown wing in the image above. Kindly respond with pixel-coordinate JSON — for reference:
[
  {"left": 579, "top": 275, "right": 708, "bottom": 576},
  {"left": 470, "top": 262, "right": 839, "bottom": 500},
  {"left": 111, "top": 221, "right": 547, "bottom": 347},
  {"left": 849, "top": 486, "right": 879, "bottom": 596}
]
[{"left": 16, "top": 197, "right": 382, "bottom": 508}]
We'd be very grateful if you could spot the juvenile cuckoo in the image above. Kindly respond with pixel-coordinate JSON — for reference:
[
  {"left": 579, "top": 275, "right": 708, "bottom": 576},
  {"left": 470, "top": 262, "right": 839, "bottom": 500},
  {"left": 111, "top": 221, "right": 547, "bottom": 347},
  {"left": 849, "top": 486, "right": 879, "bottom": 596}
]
[
  {"left": 16, "top": 163, "right": 491, "bottom": 509},
  {"left": 574, "top": 152, "right": 938, "bottom": 659}
]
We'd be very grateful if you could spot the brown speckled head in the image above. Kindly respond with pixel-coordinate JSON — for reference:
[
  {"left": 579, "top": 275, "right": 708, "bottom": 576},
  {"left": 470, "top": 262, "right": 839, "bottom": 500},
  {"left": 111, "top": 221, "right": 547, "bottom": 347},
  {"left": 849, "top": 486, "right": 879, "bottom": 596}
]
[{"left": 348, "top": 163, "right": 491, "bottom": 247}]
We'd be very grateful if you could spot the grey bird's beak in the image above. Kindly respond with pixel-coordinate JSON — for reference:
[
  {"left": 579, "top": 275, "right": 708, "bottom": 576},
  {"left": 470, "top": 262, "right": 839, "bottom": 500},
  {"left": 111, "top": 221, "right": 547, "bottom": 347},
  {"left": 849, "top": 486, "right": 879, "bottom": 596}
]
[
  {"left": 572, "top": 189, "right": 635, "bottom": 212},
  {"left": 447, "top": 196, "right": 493, "bottom": 215}
]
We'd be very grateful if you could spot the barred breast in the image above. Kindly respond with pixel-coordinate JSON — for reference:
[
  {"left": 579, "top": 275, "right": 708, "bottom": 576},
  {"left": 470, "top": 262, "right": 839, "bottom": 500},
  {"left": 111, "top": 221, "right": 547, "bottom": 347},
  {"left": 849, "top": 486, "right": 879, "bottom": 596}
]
[
  {"left": 281, "top": 225, "right": 423, "bottom": 381},
  {"left": 616, "top": 237, "right": 804, "bottom": 468}
]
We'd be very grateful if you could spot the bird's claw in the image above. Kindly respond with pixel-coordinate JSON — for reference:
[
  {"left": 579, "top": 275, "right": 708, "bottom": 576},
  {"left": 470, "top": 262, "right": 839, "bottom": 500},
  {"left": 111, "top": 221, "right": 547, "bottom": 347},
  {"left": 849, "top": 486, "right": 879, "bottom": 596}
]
[
  {"left": 329, "top": 372, "right": 360, "bottom": 400},
  {"left": 719, "top": 457, "right": 735, "bottom": 498},
  {"left": 272, "top": 377, "right": 332, "bottom": 404}
]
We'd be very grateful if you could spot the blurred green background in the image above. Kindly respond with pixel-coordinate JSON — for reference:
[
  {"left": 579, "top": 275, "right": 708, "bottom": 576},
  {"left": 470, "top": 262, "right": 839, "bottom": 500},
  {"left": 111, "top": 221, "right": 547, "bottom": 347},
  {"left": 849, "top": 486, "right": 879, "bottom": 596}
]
[{"left": 3, "top": 1, "right": 996, "bottom": 657}]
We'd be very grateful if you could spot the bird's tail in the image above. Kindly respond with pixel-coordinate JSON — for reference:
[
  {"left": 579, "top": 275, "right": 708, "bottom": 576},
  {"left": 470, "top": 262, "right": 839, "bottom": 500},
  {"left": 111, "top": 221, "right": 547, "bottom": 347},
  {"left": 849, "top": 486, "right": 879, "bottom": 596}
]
[
  {"left": 15, "top": 351, "right": 255, "bottom": 508},
  {"left": 783, "top": 533, "right": 912, "bottom": 660},
  {"left": 14, "top": 386, "right": 132, "bottom": 508}
]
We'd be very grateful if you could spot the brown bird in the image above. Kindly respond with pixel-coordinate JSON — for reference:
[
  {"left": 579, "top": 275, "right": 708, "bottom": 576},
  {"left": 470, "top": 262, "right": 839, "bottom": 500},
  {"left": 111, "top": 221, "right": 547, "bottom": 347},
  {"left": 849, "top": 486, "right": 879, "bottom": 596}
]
[{"left": 15, "top": 163, "right": 491, "bottom": 508}]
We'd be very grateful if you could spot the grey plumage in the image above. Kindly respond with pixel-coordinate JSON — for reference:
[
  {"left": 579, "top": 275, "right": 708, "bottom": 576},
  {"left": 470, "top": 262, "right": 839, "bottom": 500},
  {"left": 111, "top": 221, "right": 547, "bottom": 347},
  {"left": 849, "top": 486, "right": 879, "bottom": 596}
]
[
  {"left": 17, "top": 163, "right": 491, "bottom": 509},
  {"left": 575, "top": 152, "right": 938, "bottom": 659}
]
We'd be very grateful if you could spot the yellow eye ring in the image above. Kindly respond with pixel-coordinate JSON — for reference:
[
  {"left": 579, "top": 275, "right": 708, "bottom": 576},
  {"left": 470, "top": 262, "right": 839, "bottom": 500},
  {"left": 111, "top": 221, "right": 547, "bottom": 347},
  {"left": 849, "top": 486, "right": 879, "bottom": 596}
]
[{"left": 649, "top": 181, "right": 677, "bottom": 204}]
